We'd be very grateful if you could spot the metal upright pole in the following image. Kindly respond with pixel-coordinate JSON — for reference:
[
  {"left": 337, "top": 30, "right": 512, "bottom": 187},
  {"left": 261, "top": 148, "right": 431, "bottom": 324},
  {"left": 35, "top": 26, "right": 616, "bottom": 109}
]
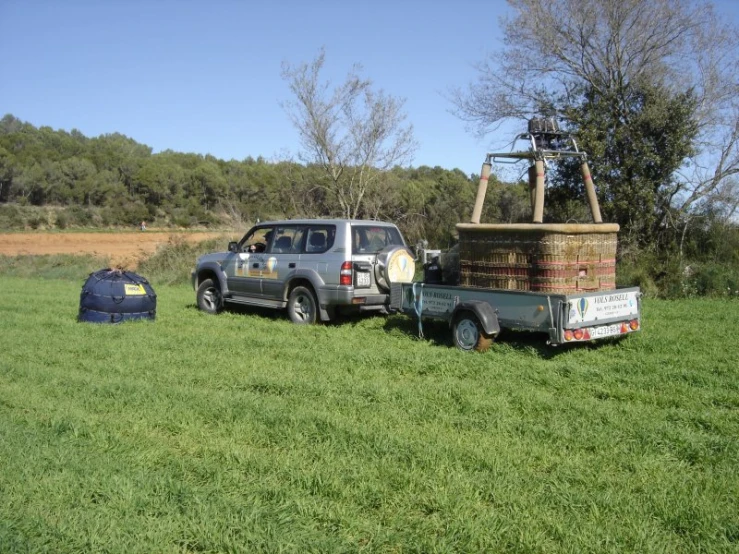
[{"left": 470, "top": 161, "right": 492, "bottom": 224}]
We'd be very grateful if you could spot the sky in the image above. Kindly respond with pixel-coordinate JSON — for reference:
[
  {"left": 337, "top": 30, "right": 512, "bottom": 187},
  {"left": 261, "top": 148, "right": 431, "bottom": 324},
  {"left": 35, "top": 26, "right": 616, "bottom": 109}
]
[
  {"left": 3, "top": 1, "right": 739, "bottom": 178},
  {"left": 0, "top": 0, "right": 515, "bottom": 176}
]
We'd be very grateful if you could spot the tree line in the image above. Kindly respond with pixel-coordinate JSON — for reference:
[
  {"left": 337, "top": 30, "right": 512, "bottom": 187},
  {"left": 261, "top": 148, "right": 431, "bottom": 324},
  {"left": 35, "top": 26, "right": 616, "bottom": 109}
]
[
  {"left": 0, "top": 114, "right": 517, "bottom": 249},
  {"left": 0, "top": 112, "right": 736, "bottom": 296}
]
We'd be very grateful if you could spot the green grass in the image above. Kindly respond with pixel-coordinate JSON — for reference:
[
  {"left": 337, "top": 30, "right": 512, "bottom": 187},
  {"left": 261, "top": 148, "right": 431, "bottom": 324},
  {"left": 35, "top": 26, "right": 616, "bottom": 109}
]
[{"left": 0, "top": 271, "right": 738, "bottom": 553}]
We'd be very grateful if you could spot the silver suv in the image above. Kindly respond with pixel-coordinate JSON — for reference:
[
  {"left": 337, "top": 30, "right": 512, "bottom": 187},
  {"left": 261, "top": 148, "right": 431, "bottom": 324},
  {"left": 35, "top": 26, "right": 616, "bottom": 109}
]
[{"left": 191, "top": 219, "right": 416, "bottom": 324}]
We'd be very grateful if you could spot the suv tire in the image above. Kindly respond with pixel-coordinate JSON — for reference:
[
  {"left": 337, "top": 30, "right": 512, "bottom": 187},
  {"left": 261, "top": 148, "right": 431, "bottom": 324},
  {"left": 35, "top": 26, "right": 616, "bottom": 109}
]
[
  {"left": 287, "top": 285, "right": 318, "bottom": 324},
  {"left": 197, "top": 278, "right": 223, "bottom": 314}
]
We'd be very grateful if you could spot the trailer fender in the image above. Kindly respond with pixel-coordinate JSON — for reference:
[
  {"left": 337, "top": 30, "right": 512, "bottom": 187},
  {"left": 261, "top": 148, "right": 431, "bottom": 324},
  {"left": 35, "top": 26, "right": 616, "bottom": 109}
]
[{"left": 451, "top": 301, "right": 500, "bottom": 337}]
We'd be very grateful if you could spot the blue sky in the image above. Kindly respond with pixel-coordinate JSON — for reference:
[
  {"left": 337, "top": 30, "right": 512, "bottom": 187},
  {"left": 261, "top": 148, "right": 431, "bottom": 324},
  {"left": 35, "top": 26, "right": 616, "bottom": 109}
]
[
  {"left": 2, "top": 1, "right": 739, "bottom": 177},
  {"left": 0, "top": 0, "right": 514, "bottom": 175}
]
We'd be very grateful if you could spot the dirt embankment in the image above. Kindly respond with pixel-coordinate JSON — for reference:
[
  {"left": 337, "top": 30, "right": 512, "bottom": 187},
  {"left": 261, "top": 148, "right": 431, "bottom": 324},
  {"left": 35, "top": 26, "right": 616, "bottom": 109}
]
[{"left": 0, "top": 231, "right": 231, "bottom": 268}]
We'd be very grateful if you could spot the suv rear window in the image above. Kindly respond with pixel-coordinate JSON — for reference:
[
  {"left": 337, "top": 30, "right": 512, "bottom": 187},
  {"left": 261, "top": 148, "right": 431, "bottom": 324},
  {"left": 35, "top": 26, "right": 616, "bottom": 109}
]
[{"left": 352, "top": 225, "right": 404, "bottom": 254}]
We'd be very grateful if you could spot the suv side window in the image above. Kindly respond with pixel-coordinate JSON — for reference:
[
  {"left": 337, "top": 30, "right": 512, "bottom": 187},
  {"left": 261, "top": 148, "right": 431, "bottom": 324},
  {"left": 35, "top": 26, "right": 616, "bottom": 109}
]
[
  {"left": 268, "top": 226, "right": 304, "bottom": 254},
  {"left": 240, "top": 226, "right": 274, "bottom": 253},
  {"left": 305, "top": 225, "right": 335, "bottom": 254}
]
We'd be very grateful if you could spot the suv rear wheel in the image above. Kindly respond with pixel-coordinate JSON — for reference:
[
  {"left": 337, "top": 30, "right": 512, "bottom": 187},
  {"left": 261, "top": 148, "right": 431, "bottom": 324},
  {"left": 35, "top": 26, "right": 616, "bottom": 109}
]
[{"left": 287, "top": 285, "right": 318, "bottom": 324}]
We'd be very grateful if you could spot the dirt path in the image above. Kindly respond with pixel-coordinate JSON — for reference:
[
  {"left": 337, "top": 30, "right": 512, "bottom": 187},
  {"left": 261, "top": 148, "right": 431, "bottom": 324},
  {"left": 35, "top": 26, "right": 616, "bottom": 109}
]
[{"left": 0, "top": 231, "right": 233, "bottom": 268}]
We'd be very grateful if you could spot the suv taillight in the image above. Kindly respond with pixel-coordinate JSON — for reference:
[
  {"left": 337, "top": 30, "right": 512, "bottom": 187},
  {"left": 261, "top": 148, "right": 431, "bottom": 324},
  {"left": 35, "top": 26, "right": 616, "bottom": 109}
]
[{"left": 340, "top": 261, "right": 352, "bottom": 286}]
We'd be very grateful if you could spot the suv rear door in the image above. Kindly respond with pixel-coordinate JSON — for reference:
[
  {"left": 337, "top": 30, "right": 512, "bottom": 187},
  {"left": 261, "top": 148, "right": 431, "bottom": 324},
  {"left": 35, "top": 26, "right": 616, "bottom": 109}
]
[
  {"left": 298, "top": 224, "right": 337, "bottom": 282},
  {"left": 351, "top": 224, "right": 406, "bottom": 292},
  {"left": 261, "top": 225, "right": 305, "bottom": 300}
]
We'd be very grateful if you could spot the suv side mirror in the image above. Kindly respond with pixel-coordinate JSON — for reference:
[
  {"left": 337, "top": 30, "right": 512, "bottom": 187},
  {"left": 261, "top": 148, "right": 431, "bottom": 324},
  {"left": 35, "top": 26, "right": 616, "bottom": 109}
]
[{"left": 228, "top": 241, "right": 239, "bottom": 253}]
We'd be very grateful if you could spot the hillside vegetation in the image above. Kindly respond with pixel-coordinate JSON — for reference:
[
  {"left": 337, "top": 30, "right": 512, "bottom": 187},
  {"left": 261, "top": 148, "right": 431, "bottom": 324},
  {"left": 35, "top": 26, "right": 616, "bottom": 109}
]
[{"left": 1, "top": 115, "right": 738, "bottom": 298}]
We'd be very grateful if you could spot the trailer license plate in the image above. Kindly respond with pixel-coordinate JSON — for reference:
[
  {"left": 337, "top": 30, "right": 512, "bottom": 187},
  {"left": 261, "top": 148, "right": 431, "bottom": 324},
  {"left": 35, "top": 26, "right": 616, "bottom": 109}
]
[
  {"left": 356, "top": 271, "right": 370, "bottom": 288},
  {"left": 591, "top": 324, "right": 621, "bottom": 338}
]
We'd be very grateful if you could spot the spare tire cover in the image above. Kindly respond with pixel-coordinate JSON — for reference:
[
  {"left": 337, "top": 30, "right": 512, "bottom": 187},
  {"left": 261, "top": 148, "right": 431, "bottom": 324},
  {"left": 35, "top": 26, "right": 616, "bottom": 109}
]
[{"left": 375, "top": 246, "right": 415, "bottom": 291}]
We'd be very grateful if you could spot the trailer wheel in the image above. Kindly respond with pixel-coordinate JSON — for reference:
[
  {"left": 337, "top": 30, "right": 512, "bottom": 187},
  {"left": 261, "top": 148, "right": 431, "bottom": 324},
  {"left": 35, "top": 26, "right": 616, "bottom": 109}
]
[{"left": 453, "top": 312, "right": 494, "bottom": 353}]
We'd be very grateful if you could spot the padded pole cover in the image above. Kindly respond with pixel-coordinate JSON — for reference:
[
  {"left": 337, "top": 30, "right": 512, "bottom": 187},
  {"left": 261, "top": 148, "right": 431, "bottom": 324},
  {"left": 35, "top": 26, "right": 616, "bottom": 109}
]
[
  {"left": 532, "top": 159, "right": 545, "bottom": 223},
  {"left": 528, "top": 165, "right": 537, "bottom": 213},
  {"left": 581, "top": 161, "right": 603, "bottom": 223},
  {"left": 470, "top": 162, "right": 492, "bottom": 224}
]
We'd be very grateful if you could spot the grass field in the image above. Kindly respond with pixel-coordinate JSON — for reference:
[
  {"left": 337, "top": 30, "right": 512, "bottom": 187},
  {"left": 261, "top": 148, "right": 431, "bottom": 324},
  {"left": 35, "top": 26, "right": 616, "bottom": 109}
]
[{"left": 0, "top": 268, "right": 738, "bottom": 553}]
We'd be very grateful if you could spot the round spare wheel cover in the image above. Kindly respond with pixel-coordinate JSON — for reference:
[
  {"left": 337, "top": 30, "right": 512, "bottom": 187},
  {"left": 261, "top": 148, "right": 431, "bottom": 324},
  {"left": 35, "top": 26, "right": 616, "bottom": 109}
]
[{"left": 375, "top": 246, "right": 415, "bottom": 291}]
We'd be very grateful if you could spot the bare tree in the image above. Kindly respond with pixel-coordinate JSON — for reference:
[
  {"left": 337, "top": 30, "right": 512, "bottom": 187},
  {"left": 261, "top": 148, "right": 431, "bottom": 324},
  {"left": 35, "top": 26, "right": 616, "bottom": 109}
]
[
  {"left": 281, "top": 49, "right": 417, "bottom": 219},
  {"left": 452, "top": 0, "right": 739, "bottom": 218}
]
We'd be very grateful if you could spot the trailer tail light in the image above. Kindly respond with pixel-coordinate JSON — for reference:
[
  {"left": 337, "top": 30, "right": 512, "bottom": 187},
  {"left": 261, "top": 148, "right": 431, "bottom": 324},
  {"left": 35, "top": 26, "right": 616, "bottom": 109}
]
[
  {"left": 564, "top": 320, "right": 639, "bottom": 342},
  {"left": 340, "top": 261, "right": 353, "bottom": 286}
]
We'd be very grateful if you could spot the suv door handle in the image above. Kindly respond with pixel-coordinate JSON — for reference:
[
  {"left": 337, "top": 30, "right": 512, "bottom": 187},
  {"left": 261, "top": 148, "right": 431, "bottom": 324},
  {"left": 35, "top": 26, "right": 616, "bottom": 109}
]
[{"left": 288, "top": 262, "right": 296, "bottom": 268}]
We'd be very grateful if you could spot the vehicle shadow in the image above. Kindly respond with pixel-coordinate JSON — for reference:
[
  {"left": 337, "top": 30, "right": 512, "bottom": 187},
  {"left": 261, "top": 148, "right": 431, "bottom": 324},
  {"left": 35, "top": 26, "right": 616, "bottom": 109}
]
[
  {"left": 382, "top": 314, "right": 608, "bottom": 359},
  {"left": 184, "top": 302, "right": 283, "bottom": 321},
  {"left": 382, "top": 314, "right": 454, "bottom": 349}
]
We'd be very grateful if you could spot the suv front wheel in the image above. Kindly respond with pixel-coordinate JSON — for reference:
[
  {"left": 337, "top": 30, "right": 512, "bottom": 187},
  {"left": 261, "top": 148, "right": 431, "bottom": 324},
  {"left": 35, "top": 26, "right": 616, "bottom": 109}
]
[
  {"left": 287, "top": 285, "right": 318, "bottom": 324},
  {"left": 197, "top": 278, "right": 223, "bottom": 314}
]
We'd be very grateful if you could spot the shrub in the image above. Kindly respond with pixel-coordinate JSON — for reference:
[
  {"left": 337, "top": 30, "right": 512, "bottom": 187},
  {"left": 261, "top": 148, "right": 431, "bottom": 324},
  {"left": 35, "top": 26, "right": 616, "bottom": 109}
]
[
  {"left": 137, "top": 235, "right": 226, "bottom": 285},
  {"left": 68, "top": 205, "right": 94, "bottom": 227},
  {"left": 685, "top": 262, "right": 739, "bottom": 298},
  {"left": 0, "top": 204, "right": 26, "bottom": 229},
  {"left": 617, "top": 255, "right": 660, "bottom": 297},
  {"left": 55, "top": 211, "right": 68, "bottom": 229},
  {"left": 27, "top": 215, "right": 44, "bottom": 230}
]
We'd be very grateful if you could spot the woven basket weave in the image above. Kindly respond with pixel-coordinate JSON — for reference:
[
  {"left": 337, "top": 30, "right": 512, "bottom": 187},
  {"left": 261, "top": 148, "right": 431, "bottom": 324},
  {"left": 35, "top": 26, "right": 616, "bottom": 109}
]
[{"left": 456, "top": 223, "right": 619, "bottom": 293}]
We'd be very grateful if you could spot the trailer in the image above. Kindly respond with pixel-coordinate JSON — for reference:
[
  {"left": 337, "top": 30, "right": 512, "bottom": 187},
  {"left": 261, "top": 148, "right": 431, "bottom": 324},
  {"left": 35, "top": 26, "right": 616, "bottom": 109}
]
[
  {"left": 390, "top": 117, "right": 643, "bottom": 351},
  {"left": 389, "top": 281, "right": 641, "bottom": 352}
]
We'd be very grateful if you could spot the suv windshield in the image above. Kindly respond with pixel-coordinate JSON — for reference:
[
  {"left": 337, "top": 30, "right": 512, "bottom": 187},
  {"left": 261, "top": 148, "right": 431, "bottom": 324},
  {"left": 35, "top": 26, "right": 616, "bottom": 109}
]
[{"left": 352, "top": 225, "right": 404, "bottom": 254}]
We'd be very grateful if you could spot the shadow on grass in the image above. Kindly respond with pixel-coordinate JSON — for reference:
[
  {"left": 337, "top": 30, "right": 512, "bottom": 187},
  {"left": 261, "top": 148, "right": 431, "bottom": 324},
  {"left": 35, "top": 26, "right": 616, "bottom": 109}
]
[
  {"left": 382, "top": 314, "right": 455, "bottom": 349},
  {"left": 184, "top": 302, "right": 284, "bottom": 322},
  {"left": 184, "top": 301, "right": 627, "bottom": 359},
  {"left": 381, "top": 314, "right": 624, "bottom": 359}
]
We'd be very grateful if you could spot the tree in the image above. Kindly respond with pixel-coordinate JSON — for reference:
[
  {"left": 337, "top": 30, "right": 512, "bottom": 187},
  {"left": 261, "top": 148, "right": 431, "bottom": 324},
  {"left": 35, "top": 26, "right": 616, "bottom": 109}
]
[
  {"left": 551, "top": 83, "right": 699, "bottom": 249},
  {"left": 135, "top": 158, "right": 186, "bottom": 208},
  {"left": 452, "top": 0, "right": 739, "bottom": 242},
  {"left": 281, "top": 49, "right": 418, "bottom": 219},
  {"left": 0, "top": 146, "right": 16, "bottom": 202},
  {"left": 187, "top": 161, "right": 227, "bottom": 212}
]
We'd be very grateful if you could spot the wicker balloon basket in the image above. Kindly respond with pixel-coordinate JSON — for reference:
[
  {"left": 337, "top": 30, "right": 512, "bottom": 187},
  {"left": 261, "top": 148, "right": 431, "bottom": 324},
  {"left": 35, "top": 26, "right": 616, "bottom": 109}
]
[{"left": 456, "top": 223, "right": 619, "bottom": 293}]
